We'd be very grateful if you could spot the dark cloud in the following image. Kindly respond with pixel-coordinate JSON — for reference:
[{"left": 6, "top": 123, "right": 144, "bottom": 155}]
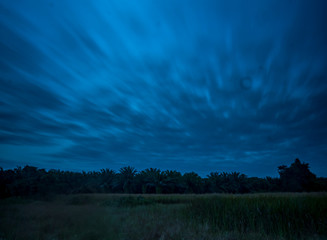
[{"left": 0, "top": 0, "right": 326, "bottom": 177}]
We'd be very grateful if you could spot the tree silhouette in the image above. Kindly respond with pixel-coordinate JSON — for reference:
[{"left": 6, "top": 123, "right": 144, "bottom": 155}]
[
  {"left": 1, "top": 159, "right": 326, "bottom": 198},
  {"left": 161, "top": 170, "right": 183, "bottom": 193},
  {"left": 207, "top": 172, "right": 248, "bottom": 193},
  {"left": 183, "top": 172, "right": 203, "bottom": 193},
  {"left": 139, "top": 168, "right": 163, "bottom": 193},
  {"left": 116, "top": 166, "right": 137, "bottom": 193},
  {"left": 99, "top": 169, "right": 116, "bottom": 193},
  {"left": 278, "top": 158, "right": 316, "bottom": 192},
  {"left": 207, "top": 172, "right": 223, "bottom": 193}
]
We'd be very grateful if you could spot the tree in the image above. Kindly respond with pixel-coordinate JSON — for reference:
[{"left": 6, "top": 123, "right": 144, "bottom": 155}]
[
  {"left": 161, "top": 170, "right": 183, "bottom": 193},
  {"left": 116, "top": 166, "right": 137, "bottom": 193},
  {"left": 278, "top": 158, "right": 316, "bottom": 192},
  {"left": 207, "top": 172, "right": 223, "bottom": 193},
  {"left": 207, "top": 172, "right": 248, "bottom": 193},
  {"left": 139, "top": 168, "right": 163, "bottom": 194},
  {"left": 1, "top": 159, "right": 325, "bottom": 198},
  {"left": 183, "top": 172, "right": 203, "bottom": 193},
  {"left": 99, "top": 169, "right": 116, "bottom": 193}
]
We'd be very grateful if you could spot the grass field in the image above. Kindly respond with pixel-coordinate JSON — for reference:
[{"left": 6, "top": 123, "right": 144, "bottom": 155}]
[{"left": 0, "top": 193, "right": 326, "bottom": 240}]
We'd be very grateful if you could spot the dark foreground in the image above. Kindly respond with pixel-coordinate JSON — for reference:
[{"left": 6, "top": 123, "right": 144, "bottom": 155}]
[{"left": 0, "top": 193, "right": 326, "bottom": 240}]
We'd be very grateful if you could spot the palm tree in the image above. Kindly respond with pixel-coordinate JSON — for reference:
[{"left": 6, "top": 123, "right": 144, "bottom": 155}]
[
  {"left": 117, "top": 166, "right": 137, "bottom": 193},
  {"left": 207, "top": 172, "right": 223, "bottom": 193},
  {"left": 183, "top": 172, "right": 203, "bottom": 193},
  {"left": 140, "top": 168, "right": 163, "bottom": 193},
  {"left": 99, "top": 169, "right": 116, "bottom": 193},
  {"left": 162, "top": 170, "right": 183, "bottom": 193}
]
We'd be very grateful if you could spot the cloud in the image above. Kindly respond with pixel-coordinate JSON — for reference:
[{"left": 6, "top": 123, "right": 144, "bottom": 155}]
[{"left": 0, "top": 0, "right": 327, "bottom": 177}]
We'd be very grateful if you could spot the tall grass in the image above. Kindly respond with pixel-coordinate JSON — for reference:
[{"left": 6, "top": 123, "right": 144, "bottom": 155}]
[
  {"left": 0, "top": 193, "right": 326, "bottom": 240},
  {"left": 0, "top": 195, "right": 196, "bottom": 240},
  {"left": 185, "top": 193, "right": 327, "bottom": 239}
]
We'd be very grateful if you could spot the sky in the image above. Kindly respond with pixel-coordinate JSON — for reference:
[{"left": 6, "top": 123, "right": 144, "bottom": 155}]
[{"left": 0, "top": 0, "right": 327, "bottom": 177}]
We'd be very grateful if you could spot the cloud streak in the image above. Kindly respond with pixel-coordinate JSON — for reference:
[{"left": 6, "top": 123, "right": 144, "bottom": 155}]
[{"left": 0, "top": 0, "right": 327, "bottom": 177}]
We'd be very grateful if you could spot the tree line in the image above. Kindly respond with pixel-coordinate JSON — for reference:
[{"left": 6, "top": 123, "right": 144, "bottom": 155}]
[{"left": 1, "top": 159, "right": 326, "bottom": 198}]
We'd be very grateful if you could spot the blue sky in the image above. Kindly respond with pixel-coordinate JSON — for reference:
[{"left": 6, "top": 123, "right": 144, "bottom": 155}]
[{"left": 0, "top": 0, "right": 327, "bottom": 177}]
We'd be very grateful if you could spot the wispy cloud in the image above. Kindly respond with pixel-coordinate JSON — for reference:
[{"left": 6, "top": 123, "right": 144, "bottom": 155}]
[{"left": 0, "top": 0, "right": 326, "bottom": 177}]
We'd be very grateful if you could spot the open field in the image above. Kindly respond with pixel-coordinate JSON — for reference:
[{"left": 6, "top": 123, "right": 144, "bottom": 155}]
[{"left": 0, "top": 193, "right": 326, "bottom": 240}]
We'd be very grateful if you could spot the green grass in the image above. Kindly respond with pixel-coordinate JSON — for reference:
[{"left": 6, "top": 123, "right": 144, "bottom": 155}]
[
  {"left": 186, "top": 193, "right": 327, "bottom": 240},
  {"left": 0, "top": 193, "right": 326, "bottom": 240}
]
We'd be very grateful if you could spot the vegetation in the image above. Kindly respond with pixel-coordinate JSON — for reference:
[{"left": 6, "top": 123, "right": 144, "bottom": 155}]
[
  {"left": 1, "top": 159, "right": 326, "bottom": 198},
  {"left": 187, "top": 193, "right": 327, "bottom": 239},
  {"left": 1, "top": 159, "right": 326, "bottom": 239},
  {"left": 0, "top": 193, "right": 326, "bottom": 240}
]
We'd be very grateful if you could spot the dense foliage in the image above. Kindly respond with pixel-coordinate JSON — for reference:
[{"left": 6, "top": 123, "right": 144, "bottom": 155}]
[{"left": 1, "top": 159, "right": 326, "bottom": 198}]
